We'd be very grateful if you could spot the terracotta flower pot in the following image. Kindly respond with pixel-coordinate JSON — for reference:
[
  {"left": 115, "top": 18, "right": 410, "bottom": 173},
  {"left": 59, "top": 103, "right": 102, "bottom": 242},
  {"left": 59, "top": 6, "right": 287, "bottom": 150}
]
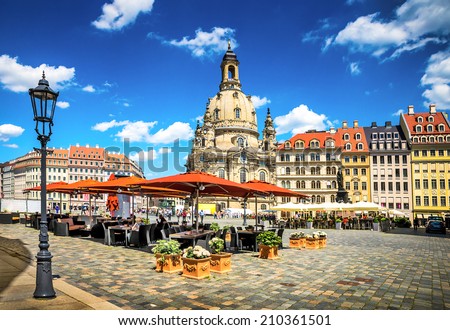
[
  {"left": 210, "top": 253, "right": 232, "bottom": 273},
  {"left": 289, "top": 238, "right": 305, "bottom": 249},
  {"left": 305, "top": 238, "right": 319, "bottom": 249},
  {"left": 258, "top": 244, "right": 279, "bottom": 259},
  {"left": 318, "top": 237, "right": 327, "bottom": 248},
  {"left": 155, "top": 253, "right": 182, "bottom": 273},
  {"left": 182, "top": 257, "right": 211, "bottom": 279}
]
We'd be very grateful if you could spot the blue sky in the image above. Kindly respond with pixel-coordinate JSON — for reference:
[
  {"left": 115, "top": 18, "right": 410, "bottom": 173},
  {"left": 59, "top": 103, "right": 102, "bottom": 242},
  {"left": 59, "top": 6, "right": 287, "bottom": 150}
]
[{"left": 0, "top": 0, "right": 449, "bottom": 178}]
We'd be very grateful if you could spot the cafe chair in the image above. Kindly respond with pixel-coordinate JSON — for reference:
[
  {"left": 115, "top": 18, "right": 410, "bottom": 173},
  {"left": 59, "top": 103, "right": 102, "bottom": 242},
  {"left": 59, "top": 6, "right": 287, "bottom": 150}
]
[{"left": 196, "top": 233, "right": 212, "bottom": 252}]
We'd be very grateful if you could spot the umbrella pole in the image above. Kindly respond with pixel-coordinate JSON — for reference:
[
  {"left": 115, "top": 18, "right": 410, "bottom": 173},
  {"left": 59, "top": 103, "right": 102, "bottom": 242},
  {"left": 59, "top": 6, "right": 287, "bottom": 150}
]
[
  {"left": 243, "top": 197, "right": 248, "bottom": 226},
  {"left": 255, "top": 196, "right": 258, "bottom": 227},
  {"left": 146, "top": 195, "right": 149, "bottom": 222},
  {"left": 195, "top": 189, "right": 199, "bottom": 231}
]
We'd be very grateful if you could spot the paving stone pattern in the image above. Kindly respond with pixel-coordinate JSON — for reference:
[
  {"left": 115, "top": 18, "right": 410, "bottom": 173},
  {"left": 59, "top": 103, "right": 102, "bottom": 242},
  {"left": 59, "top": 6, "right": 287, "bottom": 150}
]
[{"left": 0, "top": 223, "right": 448, "bottom": 310}]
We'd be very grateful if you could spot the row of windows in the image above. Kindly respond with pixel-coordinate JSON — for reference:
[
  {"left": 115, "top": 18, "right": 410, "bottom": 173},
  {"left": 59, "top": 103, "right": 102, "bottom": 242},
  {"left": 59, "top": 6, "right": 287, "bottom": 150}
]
[
  {"left": 69, "top": 176, "right": 104, "bottom": 182},
  {"left": 412, "top": 135, "right": 450, "bottom": 143},
  {"left": 414, "top": 179, "right": 450, "bottom": 190},
  {"left": 216, "top": 168, "right": 268, "bottom": 183},
  {"left": 70, "top": 160, "right": 103, "bottom": 166},
  {"left": 344, "top": 182, "right": 368, "bottom": 191},
  {"left": 414, "top": 124, "right": 446, "bottom": 133},
  {"left": 372, "top": 155, "right": 408, "bottom": 164},
  {"left": 370, "top": 141, "right": 406, "bottom": 150},
  {"left": 413, "top": 149, "right": 450, "bottom": 157},
  {"left": 371, "top": 132, "right": 400, "bottom": 140},
  {"left": 373, "top": 182, "right": 409, "bottom": 192},
  {"left": 280, "top": 166, "right": 339, "bottom": 176},
  {"left": 343, "top": 155, "right": 367, "bottom": 163},
  {"left": 373, "top": 168, "right": 408, "bottom": 178},
  {"left": 415, "top": 196, "right": 450, "bottom": 207},
  {"left": 280, "top": 180, "right": 338, "bottom": 189},
  {"left": 345, "top": 168, "right": 367, "bottom": 176},
  {"left": 284, "top": 139, "right": 336, "bottom": 149},
  {"left": 70, "top": 168, "right": 101, "bottom": 173},
  {"left": 279, "top": 153, "right": 339, "bottom": 162}
]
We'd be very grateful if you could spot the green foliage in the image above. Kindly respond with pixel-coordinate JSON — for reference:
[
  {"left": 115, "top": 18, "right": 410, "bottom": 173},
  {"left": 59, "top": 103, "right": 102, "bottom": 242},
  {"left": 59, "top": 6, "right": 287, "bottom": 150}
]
[
  {"left": 307, "top": 218, "right": 314, "bottom": 222},
  {"left": 151, "top": 240, "right": 181, "bottom": 255},
  {"left": 210, "top": 222, "right": 220, "bottom": 232},
  {"left": 208, "top": 237, "right": 225, "bottom": 253},
  {"left": 256, "top": 231, "right": 282, "bottom": 247}
]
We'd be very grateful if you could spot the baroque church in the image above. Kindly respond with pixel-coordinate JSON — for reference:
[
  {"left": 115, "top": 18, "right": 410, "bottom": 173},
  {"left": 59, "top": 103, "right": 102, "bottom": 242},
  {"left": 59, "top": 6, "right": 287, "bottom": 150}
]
[{"left": 186, "top": 43, "right": 277, "bottom": 210}]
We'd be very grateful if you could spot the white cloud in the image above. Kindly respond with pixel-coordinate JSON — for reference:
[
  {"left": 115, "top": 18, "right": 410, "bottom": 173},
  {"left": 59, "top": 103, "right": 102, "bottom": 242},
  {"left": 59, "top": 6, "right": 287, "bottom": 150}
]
[
  {"left": 251, "top": 96, "right": 271, "bottom": 109},
  {"left": 273, "top": 104, "right": 328, "bottom": 135},
  {"left": 91, "top": 119, "right": 130, "bottom": 132},
  {"left": 0, "top": 124, "right": 25, "bottom": 142},
  {"left": 392, "top": 109, "right": 405, "bottom": 116},
  {"left": 0, "top": 55, "right": 75, "bottom": 92},
  {"left": 95, "top": 120, "right": 194, "bottom": 144},
  {"left": 146, "top": 122, "right": 194, "bottom": 144},
  {"left": 333, "top": 0, "right": 450, "bottom": 58},
  {"left": 349, "top": 62, "right": 361, "bottom": 76},
  {"left": 167, "top": 27, "right": 238, "bottom": 58},
  {"left": 421, "top": 49, "right": 450, "bottom": 109},
  {"left": 116, "top": 121, "right": 157, "bottom": 142},
  {"left": 123, "top": 102, "right": 130, "bottom": 107},
  {"left": 83, "top": 85, "right": 96, "bottom": 92},
  {"left": 3, "top": 143, "right": 18, "bottom": 148},
  {"left": 56, "top": 101, "right": 70, "bottom": 109},
  {"left": 92, "top": 0, "right": 155, "bottom": 31}
]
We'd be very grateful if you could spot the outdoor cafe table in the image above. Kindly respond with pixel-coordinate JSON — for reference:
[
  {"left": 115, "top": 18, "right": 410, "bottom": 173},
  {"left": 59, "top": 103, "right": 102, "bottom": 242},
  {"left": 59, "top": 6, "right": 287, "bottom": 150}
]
[
  {"left": 108, "top": 225, "right": 131, "bottom": 246},
  {"left": 237, "top": 230, "right": 264, "bottom": 252},
  {"left": 169, "top": 230, "right": 215, "bottom": 247}
]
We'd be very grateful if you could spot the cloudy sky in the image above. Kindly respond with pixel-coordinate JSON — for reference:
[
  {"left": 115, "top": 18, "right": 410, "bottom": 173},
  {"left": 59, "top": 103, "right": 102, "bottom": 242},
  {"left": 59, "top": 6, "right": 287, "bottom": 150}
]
[{"left": 0, "top": 0, "right": 449, "bottom": 177}]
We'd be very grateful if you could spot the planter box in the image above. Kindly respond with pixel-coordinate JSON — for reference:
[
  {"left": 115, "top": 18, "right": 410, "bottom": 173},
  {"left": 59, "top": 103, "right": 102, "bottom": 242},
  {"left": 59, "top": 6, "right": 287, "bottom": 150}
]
[
  {"left": 318, "top": 238, "right": 327, "bottom": 248},
  {"left": 182, "top": 257, "right": 211, "bottom": 279},
  {"left": 305, "top": 238, "right": 319, "bottom": 249},
  {"left": 155, "top": 253, "right": 183, "bottom": 273},
  {"left": 210, "top": 253, "right": 232, "bottom": 273},
  {"left": 335, "top": 222, "right": 342, "bottom": 230},
  {"left": 258, "top": 244, "right": 279, "bottom": 259},
  {"left": 373, "top": 223, "right": 380, "bottom": 232},
  {"left": 306, "top": 222, "right": 313, "bottom": 229},
  {"left": 289, "top": 238, "right": 306, "bottom": 249}
]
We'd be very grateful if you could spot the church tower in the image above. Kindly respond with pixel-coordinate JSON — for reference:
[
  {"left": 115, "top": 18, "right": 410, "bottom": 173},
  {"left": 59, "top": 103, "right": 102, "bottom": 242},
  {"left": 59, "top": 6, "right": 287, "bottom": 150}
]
[{"left": 187, "top": 43, "right": 277, "bottom": 210}]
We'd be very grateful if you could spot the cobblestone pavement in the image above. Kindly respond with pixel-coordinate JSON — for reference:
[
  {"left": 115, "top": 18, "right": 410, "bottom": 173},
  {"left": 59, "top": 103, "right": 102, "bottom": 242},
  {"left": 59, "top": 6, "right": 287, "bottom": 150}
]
[{"left": 0, "top": 222, "right": 449, "bottom": 310}]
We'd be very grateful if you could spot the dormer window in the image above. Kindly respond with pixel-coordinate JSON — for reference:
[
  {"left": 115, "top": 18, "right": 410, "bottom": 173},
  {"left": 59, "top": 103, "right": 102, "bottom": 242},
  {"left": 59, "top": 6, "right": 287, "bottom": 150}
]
[
  {"left": 343, "top": 133, "right": 350, "bottom": 141},
  {"left": 394, "top": 132, "right": 399, "bottom": 139},
  {"left": 345, "top": 143, "right": 352, "bottom": 150},
  {"left": 379, "top": 133, "right": 385, "bottom": 139},
  {"left": 386, "top": 133, "right": 391, "bottom": 139},
  {"left": 310, "top": 140, "right": 319, "bottom": 148},
  {"left": 372, "top": 133, "right": 378, "bottom": 139},
  {"left": 427, "top": 125, "right": 433, "bottom": 132},
  {"left": 295, "top": 141, "right": 304, "bottom": 149},
  {"left": 417, "top": 116, "right": 423, "bottom": 123},
  {"left": 357, "top": 143, "right": 364, "bottom": 150},
  {"left": 428, "top": 116, "right": 434, "bottom": 122},
  {"left": 285, "top": 141, "right": 291, "bottom": 149},
  {"left": 421, "top": 136, "right": 427, "bottom": 143},
  {"left": 416, "top": 125, "right": 422, "bottom": 133},
  {"left": 325, "top": 139, "right": 335, "bottom": 148},
  {"left": 355, "top": 133, "right": 361, "bottom": 140},
  {"left": 438, "top": 124, "right": 445, "bottom": 132}
]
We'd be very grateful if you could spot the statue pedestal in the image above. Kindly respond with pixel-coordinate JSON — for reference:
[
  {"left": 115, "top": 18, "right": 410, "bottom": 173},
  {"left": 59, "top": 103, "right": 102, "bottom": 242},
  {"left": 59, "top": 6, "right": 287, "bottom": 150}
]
[{"left": 336, "top": 190, "right": 348, "bottom": 203}]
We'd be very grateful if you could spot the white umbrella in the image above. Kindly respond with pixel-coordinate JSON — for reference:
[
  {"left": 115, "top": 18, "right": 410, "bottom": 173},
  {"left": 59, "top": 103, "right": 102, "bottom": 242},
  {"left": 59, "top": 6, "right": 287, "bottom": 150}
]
[
  {"left": 389, "top": 209, "right": 406, "bottom": 217},
  {"left": 351, "top": 201, "right": 384, "bottom": 211},
  {"left": 272, "top": 202, "right": 303, "bottom": 211}
]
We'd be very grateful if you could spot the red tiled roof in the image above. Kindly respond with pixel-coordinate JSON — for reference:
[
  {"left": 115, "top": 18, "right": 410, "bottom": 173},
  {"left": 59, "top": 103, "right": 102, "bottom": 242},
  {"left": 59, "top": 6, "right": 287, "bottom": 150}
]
[
  {"left": 337, "top": 127, "right": 369, "bottom": 152},
  {"left": 278, "top": 130, "right": 339, "bottom": 150},
  {"left": 402, "top": 111, "right": 450, "bottom": 135}
]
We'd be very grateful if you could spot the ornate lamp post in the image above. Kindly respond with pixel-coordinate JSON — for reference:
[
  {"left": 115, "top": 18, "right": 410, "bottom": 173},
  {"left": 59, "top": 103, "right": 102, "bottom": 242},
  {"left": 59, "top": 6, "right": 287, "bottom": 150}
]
[{"left": 29, "top": 72, "right": 59, "bottom": 298}]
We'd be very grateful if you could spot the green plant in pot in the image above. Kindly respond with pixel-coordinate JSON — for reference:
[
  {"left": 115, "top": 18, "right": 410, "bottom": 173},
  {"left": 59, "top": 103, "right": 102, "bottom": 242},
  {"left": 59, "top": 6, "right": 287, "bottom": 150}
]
[
  {"left": 256, "top": 230, "right": 282, "bottom": 259},
  {"left": 151, "top": 240, "right": 182, "bottom": 273},
  {"left": 210, "top": 222, "right": 220, "bottom": 232},
  {"left": 209, "top": 237, "right": 225, "bottom": 254}
]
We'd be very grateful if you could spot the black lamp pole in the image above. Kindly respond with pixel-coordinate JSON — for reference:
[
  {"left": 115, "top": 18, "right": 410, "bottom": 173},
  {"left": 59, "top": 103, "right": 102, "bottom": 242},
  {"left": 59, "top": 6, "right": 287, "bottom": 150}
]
[{"left": 29, "top": 72, "right": 59, "bottom": 298}]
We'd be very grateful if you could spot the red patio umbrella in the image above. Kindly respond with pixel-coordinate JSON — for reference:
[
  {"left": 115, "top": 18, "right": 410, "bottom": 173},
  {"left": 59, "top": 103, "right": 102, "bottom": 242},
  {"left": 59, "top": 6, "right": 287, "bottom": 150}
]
[{"left": 141, "top": 171, "right": 257, "bottom": 229}]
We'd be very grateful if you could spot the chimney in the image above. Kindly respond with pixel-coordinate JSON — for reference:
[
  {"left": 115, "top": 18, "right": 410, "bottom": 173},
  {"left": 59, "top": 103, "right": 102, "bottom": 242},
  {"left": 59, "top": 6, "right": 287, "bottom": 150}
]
[
  {"left": 86, "top": 144, "right": 90, "bottom": 148},
  {"left": 353, "top": 120, "right": 359, "bottom": 128},
  {"left": 385, "top": 121, "right": 392, "bottom": 127},
  {"left": 429, "top": 104, "right": 436, "bottom": 114},
  {"left": 342, "top": 121, "right": 348, "bottom": 129},
  {"left": 329, "top": 127, "right": 336, "bottom": 134},
  {"left": 76, "top": 143, "right": 80, "bottom": 147},
  {"left": 371, "top": 122, "right": 377, "bottom": 128},
  {"left": 408, "top": 105, "right": 414, "bottom": 115}
]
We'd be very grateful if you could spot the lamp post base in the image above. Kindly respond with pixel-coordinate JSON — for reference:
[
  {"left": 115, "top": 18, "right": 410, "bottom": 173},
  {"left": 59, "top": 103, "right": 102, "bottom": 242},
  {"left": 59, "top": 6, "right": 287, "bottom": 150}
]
[{"left": 33, "top": 253, "right": 56, "bottom": 298}]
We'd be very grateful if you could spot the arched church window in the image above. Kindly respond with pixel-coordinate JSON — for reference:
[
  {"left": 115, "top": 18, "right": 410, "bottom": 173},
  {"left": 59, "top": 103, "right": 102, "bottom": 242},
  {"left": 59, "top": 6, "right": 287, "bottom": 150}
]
[
  {"left": 218, "top": 168, "right": 225, "bottom": 179},
  {"left": 259, "top": 171, "right": 266, "bottom": 182},
  {"left": 240, "top": 168, "right": 247, "bottom": 183},
  {"left": 235, "top": 108, "right": 241, "bottom": 119},
  {"left": 214, "top": 108, "right": 220, "bottom": 120}
]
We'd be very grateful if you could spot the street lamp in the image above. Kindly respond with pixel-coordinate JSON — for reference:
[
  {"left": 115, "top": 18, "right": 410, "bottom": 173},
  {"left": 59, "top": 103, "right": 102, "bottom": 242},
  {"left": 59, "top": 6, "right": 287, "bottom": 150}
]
[{"left": 29, "top": 71, "right": 59, "bottom": 298}]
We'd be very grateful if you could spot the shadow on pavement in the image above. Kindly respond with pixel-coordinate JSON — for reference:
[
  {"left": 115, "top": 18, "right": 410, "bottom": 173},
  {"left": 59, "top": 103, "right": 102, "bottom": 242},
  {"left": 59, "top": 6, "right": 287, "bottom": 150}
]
[{"left": 0, "top": 236, "right": 33, "bottom": 295}]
